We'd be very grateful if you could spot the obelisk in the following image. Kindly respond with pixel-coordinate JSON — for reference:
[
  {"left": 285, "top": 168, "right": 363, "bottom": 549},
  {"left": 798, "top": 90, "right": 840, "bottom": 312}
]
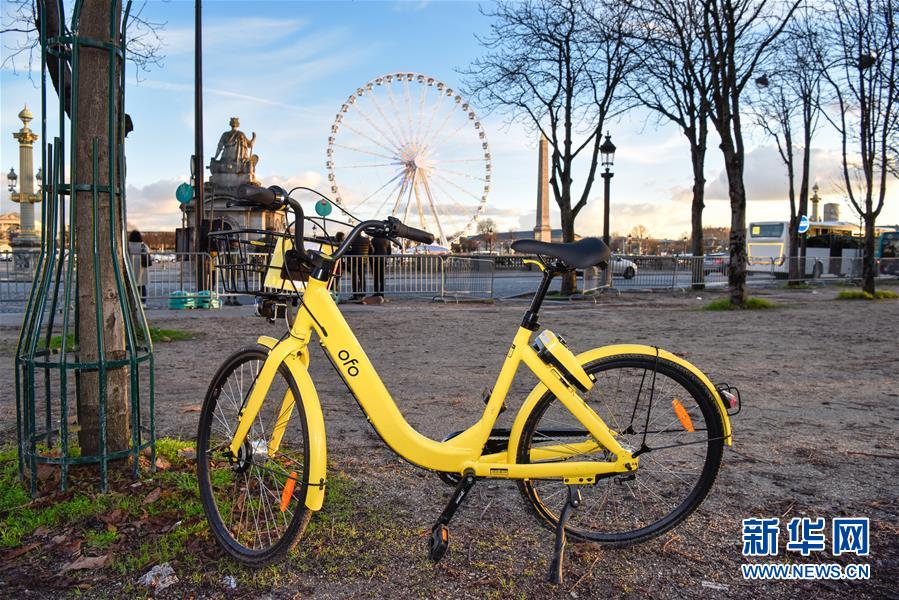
[{"left": 534, "top": 135, "right": 551, "bottom": 242}]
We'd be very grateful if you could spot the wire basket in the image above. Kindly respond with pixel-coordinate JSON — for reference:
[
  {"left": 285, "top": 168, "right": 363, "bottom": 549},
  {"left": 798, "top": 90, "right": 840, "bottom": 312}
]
[{"left": 208, "top": 228, "right": 310, "bottom": 298}]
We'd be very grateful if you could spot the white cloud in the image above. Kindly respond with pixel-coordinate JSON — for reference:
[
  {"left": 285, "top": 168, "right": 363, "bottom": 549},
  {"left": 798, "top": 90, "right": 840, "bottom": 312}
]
[
  {"left": 125, "top": 178, "right": 186, "bottom": 231},
  {"left": 706, "top": 145, "right": 849, "bottom": 202}
]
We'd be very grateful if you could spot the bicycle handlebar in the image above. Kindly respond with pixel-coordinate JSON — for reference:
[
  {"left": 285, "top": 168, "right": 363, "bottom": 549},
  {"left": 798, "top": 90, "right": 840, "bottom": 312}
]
[
  {"left": 236, "top": 183, "right": 283, "bottom": 208},
  {"left": 386, "top": 216, "right": 435, "bottom": 244}
]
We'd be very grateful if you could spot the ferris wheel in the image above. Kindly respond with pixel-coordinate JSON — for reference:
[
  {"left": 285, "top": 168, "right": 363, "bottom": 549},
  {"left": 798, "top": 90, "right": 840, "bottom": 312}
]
[{"left": 326, "top": 73, "right": 491, "bottom": 247}]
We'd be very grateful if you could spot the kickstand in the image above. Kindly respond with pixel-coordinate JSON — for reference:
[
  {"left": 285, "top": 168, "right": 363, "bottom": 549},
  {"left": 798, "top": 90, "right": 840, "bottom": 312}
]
[{"left": 548, "top": 485, "right": 582, "bottom": 585}]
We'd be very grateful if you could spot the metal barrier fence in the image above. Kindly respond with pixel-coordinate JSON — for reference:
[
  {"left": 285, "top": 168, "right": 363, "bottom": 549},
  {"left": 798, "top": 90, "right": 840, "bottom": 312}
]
[
  {"left": 144, "top": 252, "right": 220, "bottom": 307},
  {"left": 334, "top": 254, "right": 494, "bottom": 300},
  {"left": 0, "top": 250, "right": 42, "bottom": 305},
  {"left": 5, "top": 251, "right": 895, "bottom": 309}
]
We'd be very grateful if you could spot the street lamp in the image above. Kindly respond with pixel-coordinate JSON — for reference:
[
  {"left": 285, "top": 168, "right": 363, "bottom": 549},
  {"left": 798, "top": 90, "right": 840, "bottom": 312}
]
[
  {"left": 7, "top": 167, "right": 17, "bottom": 193},
  {"left": 599, "top": 132, "right": 616, "bottom": 246}
]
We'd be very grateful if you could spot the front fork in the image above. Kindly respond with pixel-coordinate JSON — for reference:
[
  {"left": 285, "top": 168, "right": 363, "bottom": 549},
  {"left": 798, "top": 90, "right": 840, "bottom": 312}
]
[{"left": 227, "top": 336, "right": 308, "bottom": 459}]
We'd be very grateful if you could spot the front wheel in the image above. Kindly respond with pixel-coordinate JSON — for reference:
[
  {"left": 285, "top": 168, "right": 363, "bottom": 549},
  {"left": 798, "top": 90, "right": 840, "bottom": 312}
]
[
  {"left": 623, "top": 266, "right": 636, "bottom": 279},
  {"left": 197, "top": 346, "right": 312, "bottom": 566},
  {"left": 516, "top": 354, "right": 724, "bottom": 546}
]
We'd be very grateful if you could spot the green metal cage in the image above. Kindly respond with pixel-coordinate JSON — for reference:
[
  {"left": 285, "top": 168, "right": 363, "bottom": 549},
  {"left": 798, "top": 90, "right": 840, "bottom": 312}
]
[{"left": 15, "top": 0, "right": 155, "bottom": 494}]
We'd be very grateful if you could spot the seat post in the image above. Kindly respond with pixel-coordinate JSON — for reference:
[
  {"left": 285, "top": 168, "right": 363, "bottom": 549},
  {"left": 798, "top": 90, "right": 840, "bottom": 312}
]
[{"left": 521, "top": 268, "right": 555, "bottom": 330}]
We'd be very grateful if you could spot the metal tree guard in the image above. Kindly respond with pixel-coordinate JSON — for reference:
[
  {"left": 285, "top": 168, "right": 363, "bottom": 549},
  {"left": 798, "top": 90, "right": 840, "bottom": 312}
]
[{"left": 15, "top": 0, "right": 155, "bottom": 494}]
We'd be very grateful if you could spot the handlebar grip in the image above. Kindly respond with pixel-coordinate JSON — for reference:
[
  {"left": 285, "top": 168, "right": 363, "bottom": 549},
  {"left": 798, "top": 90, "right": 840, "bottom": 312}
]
[
  {"left": 388, "top": 217, "right": 435, "bottom": 244},
  {"left": 236, "top": 183, "right": 283, "bottom": 208}
]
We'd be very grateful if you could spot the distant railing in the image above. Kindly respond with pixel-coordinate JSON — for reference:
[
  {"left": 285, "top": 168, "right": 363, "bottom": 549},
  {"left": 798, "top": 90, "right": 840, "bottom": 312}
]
[
  {"left": 4, "top": 251, "right": 895, "bottom": 310},
  {"left": 335, "top": 254, "right": 494, "bottom": 300},
  {"left": 0, "top": 250, "right": 42, "bottom": 305}
]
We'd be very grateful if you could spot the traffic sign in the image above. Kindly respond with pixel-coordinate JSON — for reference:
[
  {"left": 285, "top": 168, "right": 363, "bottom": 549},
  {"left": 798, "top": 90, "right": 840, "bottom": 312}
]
[
  {"left": 315, "top": 199, "right": 333, "bottom": 217},
  {"left": 798, "top": 215, "right": 810, "bottom": 234},
  {"left": 175, "top": 183, "right": 194, "bottom": 204}
]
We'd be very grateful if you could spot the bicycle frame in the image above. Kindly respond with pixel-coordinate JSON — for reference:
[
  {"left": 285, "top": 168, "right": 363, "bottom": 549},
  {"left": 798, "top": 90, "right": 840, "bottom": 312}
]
[{"left": 226, "top": 276, "right": 640, "bottom": 509}]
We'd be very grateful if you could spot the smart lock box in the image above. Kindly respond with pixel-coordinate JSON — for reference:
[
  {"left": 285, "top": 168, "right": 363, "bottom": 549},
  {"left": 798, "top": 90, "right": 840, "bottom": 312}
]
[{"left": 532, "top": 330, "right": 595, "bottom": 392}]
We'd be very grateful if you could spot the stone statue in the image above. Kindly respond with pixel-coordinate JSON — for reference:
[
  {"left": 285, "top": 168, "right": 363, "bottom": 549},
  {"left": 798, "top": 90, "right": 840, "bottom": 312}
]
[{"left": 210, "top": 117, "right": 259, "bottom": 184}]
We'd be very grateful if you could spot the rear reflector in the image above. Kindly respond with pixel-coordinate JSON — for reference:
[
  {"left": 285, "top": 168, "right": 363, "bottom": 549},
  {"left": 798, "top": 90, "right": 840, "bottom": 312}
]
[
  {"left": 672, "top": 399, "right": 695, "bottom": 432},
  {"left": 281, "top": 471, "right": 298, "bottom": 512}
]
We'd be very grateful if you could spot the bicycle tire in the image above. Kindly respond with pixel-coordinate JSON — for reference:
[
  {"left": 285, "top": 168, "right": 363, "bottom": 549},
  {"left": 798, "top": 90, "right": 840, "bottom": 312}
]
[
  {"left": 516, "top": 354, "right": 724, "bottom": 546},
  {"left": 197, "top": 346, "right": 313, "bottom": 566}
]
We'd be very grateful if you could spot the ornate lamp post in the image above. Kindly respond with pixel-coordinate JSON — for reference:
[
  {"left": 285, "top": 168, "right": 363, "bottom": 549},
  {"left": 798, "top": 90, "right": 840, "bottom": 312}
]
[
  {"left": 599, "top": 133, "right": 616, "bottom": 246},
  {"left": 9, "top": 106, "right": 42, "bottom": 268}
]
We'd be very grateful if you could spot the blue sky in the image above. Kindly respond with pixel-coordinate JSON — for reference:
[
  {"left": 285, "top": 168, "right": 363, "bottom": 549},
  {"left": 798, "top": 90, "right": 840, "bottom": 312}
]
[{"left": 2, "top": 0, "right": 897, "bottom": 238}]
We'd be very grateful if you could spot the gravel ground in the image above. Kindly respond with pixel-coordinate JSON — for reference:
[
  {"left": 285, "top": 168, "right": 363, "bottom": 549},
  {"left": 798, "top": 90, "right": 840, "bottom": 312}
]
[{"left": 1, "top": 286, "right": 897, "bottom": 598}]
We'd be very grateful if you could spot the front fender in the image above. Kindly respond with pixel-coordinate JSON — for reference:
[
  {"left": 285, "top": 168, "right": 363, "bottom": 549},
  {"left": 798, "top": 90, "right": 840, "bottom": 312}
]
[
  {"left": 257, "top": 336, "right": 326, "bottom": 511},
  {"left": 507, "top": 344, "right": 733, "bottom": 461}
]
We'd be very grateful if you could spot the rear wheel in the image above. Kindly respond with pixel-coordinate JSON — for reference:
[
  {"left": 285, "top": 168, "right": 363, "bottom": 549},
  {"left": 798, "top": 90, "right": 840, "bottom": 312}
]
[
  {"left": 516, "top": 354, "right": 724, "bottom": 546},
  {"left": 197, "top": 346, "right": 312, "bottom": 566},
  {"left": 624, "top": 266, "right": 635, "bottom": 279}
]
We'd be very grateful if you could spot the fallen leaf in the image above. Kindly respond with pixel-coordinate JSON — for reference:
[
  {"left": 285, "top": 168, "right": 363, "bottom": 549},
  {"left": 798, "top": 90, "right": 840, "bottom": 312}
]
[
  {"left": 36, "top": 464, "right": 56, "bottom": 481},
  {"left": 143, "top": 487, "right": 162, "bottom": 505},
  {"left": 59, "top": 554, "right": 108, "bottom": 573},
  {"left": 180, "top": 404, "right": 202, "bottom": 413},
  {"left": 155, "top": 456, "right": 172, "bottom": 470},
  {"left": 58, "top": 538, "right": 83, "bottom": 556},
  {"left": 3, "top": 542, "right": 40, "bottom": 561},
  {"left": 32, "top": 526, "right": 51, "bottom": 537},
  {"left": 100, "top": 508, "right": 125, "bottom": 525},
  {"left": 50, "top": 534, "right": 67, "bottom": 545}
]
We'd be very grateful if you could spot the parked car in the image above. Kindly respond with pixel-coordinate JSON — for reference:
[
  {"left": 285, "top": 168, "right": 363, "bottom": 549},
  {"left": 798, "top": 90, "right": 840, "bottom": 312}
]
[
  {"left": 703, "top": 253, "right": 728, "bottom": 275},
  {"left": 610, "top": 255, "right": 637, "bottom": 279},
  {"left": 151, "top": 253, "right": 176, "bottom": 263}
]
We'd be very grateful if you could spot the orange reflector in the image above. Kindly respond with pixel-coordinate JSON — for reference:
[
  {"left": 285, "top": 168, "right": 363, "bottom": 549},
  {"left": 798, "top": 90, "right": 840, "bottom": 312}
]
[
  {"left": 280, "top": 471, "right": 298, "bottom": 513},
  {"left": 672, "top": 399, "right": 695, "bottom": 432}
]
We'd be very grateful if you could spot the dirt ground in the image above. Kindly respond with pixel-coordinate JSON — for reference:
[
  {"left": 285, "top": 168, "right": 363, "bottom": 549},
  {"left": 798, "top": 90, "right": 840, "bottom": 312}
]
[{"left": 1, "top": 286, "right": 897, "bottom": 598}]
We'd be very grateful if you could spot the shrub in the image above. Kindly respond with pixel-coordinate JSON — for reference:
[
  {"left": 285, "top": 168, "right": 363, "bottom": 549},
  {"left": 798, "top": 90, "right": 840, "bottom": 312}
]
[{"left": 704, "top": 297, "right": 777, "bottom": 311}]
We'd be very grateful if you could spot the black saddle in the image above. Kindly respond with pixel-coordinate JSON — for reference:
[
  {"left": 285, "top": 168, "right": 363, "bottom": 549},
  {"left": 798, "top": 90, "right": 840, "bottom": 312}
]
[{"left": 511, "top": 237, "right": 611, "bottom": 269}]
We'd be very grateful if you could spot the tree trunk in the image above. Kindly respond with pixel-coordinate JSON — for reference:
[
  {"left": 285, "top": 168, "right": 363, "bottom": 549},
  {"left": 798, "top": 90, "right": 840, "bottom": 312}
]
[
  {"left": 722, "top": 150, "right": 748, "bottom": 307},
  {"left": 560, "top": 203, "right": 577, "bottom": 294},
  {"left": 75, "top": 0, "right": 130, "bottom": 456},
  {"left": 862, "top": 215, "right": 876, "bottom": 294},
  {"left": 689, "top": 141, "right": 706, "bottom": 289}
]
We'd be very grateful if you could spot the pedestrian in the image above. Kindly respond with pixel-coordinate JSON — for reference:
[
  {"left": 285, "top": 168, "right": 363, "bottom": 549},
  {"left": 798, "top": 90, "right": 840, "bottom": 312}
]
[
  {"left": 371, "top": 233, "right": 391, "bottom": 300},
  {"left": 348, "top": 232, "right": 372, "bottom": 300},
  {"left": 128, "top": 230, "right": 151, "bottom": 305}
]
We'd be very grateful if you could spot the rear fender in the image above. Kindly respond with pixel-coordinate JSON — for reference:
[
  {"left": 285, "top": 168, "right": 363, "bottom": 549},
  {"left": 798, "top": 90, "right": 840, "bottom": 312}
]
[
  {"left": 508, "top": 344, "right": 733, "bottom": 461},
  {"left": 257, "top": 336, "right": 326, "bottom": 511}
]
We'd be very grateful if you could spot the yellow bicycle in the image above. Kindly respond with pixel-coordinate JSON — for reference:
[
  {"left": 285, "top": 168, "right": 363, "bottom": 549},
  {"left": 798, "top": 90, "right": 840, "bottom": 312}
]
[{"left": 198, "top": 185, "right": 740, "bottom": 582}]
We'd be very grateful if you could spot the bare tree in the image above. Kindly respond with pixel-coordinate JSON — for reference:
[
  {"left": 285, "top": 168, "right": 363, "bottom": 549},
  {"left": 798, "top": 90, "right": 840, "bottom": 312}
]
[
  {"left": 751, "top": 7, "right": 826, "bottom": 280},
  {"left": 462, "top": 0, "right": 636, "bottom": 293},
  {"left": 3, "top": 0, "right": 163, "bottom": 455},
  {"left": 820, "top": 0, "right": 898, "bottom": 294},
  {"left": 628, "top": 0, "right": 712, "bottom": 287},
  {"left": 1, "top": 0, "right": 164, "bottom": 84},
  {"left": 699, "top": 0, "right": 800, "bottom": 306}
]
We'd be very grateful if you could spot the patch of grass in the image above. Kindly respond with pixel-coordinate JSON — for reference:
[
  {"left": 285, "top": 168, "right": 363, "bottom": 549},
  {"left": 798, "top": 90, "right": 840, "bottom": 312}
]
[
  {"left": 47, "top": 327, "right": 195, "bottom": 351},
  {"left": 836, "top": 289, "right": 899, "bottom": 300},
  {"left": 155, "top": 438, "right": 195, "bottom": 468},
  {"left": 85, "top": 528, "right": 119, "bottom": 549},
  {"left": 704, "top": 297, "right": 778, "bottom": 311}
]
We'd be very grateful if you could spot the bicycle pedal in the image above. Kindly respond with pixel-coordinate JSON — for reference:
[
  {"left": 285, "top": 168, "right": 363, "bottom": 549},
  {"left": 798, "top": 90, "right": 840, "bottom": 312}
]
[{"left": 428, "top": 524, "right": 449, "bottom": 562}]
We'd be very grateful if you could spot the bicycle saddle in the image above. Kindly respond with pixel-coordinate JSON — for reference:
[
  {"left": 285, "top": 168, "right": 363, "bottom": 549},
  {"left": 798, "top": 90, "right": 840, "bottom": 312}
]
[{"left": 511, "top": 237, "right": 611, "bottom": 269}]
